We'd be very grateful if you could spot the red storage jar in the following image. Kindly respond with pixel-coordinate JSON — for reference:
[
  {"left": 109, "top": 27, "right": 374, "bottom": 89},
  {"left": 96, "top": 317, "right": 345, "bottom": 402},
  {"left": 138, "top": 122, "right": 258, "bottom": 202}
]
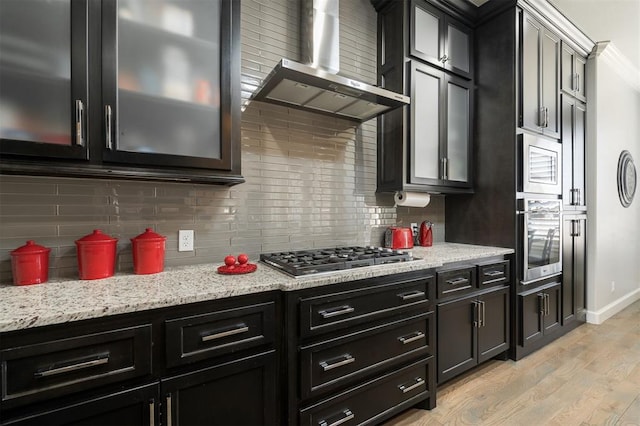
[
  {"left": 131, "top": 228, "right": 166, "bottom": 275},
  {"left": 10, "top": 240, "right": 51, "bottom": 285},
  {"left": 75, "top": 230, "right": 118, "bottom": 280}
]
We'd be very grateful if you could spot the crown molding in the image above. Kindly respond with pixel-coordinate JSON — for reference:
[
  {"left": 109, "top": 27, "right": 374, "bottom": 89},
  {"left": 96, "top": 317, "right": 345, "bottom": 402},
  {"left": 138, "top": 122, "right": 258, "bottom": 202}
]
[{"left": 591, "top": 41, "right": 640, "bottom": 93}]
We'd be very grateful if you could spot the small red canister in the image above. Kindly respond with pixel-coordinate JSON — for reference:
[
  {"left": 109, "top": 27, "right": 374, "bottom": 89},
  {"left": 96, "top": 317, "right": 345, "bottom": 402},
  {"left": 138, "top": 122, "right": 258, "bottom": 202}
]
[
  {"left": 10, "top": 240, "right": 51, "bottom": 285},
  {"left": 75, "top": 230, "right": 118, "bottom": 280},
  {"left": 131, "top": 228, "right": 166, "bottom": 275}
]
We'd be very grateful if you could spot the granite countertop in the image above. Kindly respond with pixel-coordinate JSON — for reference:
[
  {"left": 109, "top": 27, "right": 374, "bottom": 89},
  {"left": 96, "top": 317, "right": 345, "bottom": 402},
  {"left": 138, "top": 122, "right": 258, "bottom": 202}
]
[{"left": 0, "top": 243, "right": 513, "bottom": 333}]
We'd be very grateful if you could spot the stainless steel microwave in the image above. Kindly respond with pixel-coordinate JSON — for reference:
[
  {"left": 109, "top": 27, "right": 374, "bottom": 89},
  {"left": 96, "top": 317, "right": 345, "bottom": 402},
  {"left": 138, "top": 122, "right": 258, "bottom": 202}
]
[{"left": 519, "top": 134, "right": 562, "bottom": 195}]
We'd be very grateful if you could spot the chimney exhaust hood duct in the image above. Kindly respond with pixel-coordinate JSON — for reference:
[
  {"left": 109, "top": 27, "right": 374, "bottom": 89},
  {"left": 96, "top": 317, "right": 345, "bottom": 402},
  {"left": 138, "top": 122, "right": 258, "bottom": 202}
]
[{"left": 250, "top": 0, "right": 409, "bottom": 122}]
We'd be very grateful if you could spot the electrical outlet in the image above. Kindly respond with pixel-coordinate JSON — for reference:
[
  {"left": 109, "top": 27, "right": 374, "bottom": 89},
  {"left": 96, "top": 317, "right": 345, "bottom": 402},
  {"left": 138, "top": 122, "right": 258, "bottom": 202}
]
[
  {"left": 611, "top": 281, "right": 615, "bottom": 293},
  {"left": 410, "top": 222, "right": 418, "bottom": 237},
  {"left": 178, "top": 230, "right": 194, "bottom": 252}
]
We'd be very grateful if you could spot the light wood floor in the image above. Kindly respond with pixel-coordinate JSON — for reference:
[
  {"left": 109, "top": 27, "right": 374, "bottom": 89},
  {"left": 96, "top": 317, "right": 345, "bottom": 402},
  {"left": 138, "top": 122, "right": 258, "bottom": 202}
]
[{"left": 383, "top": 299, "right": 640, "bottom": 426}]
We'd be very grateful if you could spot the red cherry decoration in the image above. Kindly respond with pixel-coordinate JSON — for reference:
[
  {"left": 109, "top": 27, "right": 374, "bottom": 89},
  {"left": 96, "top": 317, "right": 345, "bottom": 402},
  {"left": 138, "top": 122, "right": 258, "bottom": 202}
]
[
  {"left": 224, "top": 255, "right": 236, "bottom": 266},
  {"left": 238, "top": 254, "right": 249, "bottom": 265}
]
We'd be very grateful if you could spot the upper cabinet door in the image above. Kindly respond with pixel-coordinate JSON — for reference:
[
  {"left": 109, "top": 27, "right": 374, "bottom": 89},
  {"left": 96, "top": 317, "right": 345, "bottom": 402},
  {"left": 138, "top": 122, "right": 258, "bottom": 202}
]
[
  {"left": 101, "top": 0, "right": 239, "bottom": 172},
  {"left": 520, "top": 11, "right": 560, "bottom": 139},
  {"left": 561, "top": 42, "right": 587, "bottom": 102},
  {"left": 445, "top": 76, "right": 471, "bottom": 185},
  {"left": 410, "top": 0, "right": 473, "bottom": 79},
  {"left": 0, "top": 0, "right": 89, "bottom": 160}
]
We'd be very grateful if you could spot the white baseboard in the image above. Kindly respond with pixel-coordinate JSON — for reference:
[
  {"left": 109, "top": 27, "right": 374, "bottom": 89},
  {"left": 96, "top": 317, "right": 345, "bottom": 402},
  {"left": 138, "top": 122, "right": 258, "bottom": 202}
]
[{"left": 586, "top": 288, "right": 640, "bottom": 324}]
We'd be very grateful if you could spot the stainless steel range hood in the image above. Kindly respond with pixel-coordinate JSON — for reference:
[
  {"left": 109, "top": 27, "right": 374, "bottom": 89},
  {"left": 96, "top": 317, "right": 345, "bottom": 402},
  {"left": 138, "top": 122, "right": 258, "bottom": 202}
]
[{"left": 250, "top": 0, "right": 409, "bottom": 122}]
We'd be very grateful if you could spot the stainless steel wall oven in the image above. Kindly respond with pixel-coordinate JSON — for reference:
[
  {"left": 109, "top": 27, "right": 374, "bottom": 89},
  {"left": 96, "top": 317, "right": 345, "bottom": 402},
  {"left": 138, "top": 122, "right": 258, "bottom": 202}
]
[{"left": 518, "top": 198, "right": 562, "bottom": 282}]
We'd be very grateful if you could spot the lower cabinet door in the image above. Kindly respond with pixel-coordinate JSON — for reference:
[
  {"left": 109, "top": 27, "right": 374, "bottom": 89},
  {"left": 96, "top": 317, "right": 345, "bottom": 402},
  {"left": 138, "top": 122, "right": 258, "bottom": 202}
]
[
  {"left": 437, "top": 296, "right": 476, "bottom": 383},
  {"left": 542, "top": 284, "right": 562, "bottom": 334},
  {"left": 299, "top": 357, "right": 434, "bottom": 426},
  {"left": 519, "top": 291, "right": 544, "bottom": 347},
  {"left": 477, "top": 287, "right": 510, "bottom": 363},
  {"left": 2, "top": 383, "right": 158, "bottom": 426},
  {"left": 161, "top": 350, "right": 277, "bottom": 426}
]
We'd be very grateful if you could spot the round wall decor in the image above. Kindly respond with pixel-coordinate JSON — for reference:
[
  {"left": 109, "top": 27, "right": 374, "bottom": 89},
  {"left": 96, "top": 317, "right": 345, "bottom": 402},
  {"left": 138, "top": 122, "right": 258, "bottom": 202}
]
[{"left": 617, "top": 150, "right": 636, "bottom": 208}]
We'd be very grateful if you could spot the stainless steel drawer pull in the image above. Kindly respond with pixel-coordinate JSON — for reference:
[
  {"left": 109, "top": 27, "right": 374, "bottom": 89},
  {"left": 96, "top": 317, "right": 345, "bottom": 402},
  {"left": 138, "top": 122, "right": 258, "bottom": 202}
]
[
  {"left": 446, "top": 277, "right": 469, "bottom": 286},
  {"left": 398, "top": 331, "right": 425, "bottom": 345},
  {"left": 484, "top": 270, "right": 503, "bottom": 277},
  {"left": 398, "top": 290, "right": 425, "bottom": 301},
  {"left": 201, "top": 324, "right": 249, "bottom": 342},
  {"left": 34, "top": 353, "right": 109, "bottom": 378},
  {"left": 399, "top": 377, "right": 425, "bottom": 394},
  {"left": 319, "top": 305, "right": 354, "bottom": 319},
  {"left": 166, "top": 394, "right": 172, "bottom": 426},
  {"left": 320, "top": 354, "right": 355, "bottom": 372},
  {"left": 319, "top": 409, "right": 354, "bottom": 426},
  {"left": 149, "top": 399, "right": 155, "bottom": 426}
]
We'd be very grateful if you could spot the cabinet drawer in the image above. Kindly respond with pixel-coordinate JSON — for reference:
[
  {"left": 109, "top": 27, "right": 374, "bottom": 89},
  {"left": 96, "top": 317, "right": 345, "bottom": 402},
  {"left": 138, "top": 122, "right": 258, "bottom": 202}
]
[
  {"left": 1, "top": 325, "right": 152, "bottom": 409},
  {"left": 299, "top": 277, "right": 434, "bottom": 339},
  {"left": 165, "top": 301, "right": 275, "bottom": 367},
  {"left": 437, "top": 266, "right": 475, "bottom": 299},
  {"left": 300, "top": 312, "right": 433, "bottom": 399},
  {"left": 477, "top": 260, "right": 510, "bottom": 288},
  {"left": 299, "top": 357, "right": 434, "bottom": 426}
]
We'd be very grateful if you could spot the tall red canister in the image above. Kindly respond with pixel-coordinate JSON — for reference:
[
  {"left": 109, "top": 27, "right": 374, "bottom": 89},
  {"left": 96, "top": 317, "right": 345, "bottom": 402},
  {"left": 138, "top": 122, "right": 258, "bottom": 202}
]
[
  {"left": 10, "top": 240, "right": 51, "bottom": 285},
  {"left": 131, "top": 228, "right": 166, "bottom": 275},
  {"left": 75, "top": 230, "right": 118, "bottom": 280}
]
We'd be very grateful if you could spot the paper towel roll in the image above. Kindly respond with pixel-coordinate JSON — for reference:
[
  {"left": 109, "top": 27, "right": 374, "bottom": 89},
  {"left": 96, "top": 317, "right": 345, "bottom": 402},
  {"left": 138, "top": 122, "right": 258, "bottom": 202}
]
[{"left": 394, "top": 191, "right": 431, "bottom": 208}]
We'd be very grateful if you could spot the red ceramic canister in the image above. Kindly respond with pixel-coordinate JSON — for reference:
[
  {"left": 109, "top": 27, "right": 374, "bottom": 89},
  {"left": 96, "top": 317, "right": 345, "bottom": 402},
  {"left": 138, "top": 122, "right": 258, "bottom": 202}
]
[
  {"left": 131, "top": 228, "right": 166, "bottom": 275},
  {"left": 10, "top": 240, "right": 51, "bottom": 285},
  {"left": 75, "top": 230, "right": 118, "bottom": 280}
]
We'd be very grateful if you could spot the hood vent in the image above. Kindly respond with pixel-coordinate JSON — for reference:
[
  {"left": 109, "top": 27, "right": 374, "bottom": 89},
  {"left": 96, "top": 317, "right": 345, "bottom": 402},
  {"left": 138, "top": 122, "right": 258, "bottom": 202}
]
[{"left": 250, "top": 0, "right": 409, "bottom": 122}]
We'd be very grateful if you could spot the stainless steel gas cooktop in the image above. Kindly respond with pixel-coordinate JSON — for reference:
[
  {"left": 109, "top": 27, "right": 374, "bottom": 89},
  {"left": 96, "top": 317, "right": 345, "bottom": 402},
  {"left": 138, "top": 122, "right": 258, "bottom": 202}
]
[{"left": 260, "top": 246, "right": 414, "bottom": 277}]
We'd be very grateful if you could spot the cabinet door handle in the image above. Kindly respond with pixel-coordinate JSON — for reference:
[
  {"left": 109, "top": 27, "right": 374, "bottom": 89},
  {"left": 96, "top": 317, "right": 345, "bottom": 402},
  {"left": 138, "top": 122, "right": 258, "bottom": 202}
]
[
  {"left": 398, "top": 290, "right": 425, "bottom": 301},
  {"left": 537, "top": 293, "right": 545, "bottom": 315},
  {"left": 75, "top": 100, "right": 84, "bottom": 147},
  {"left": 446, "top": 277, "right": 469, "bottom": 286},
  {"left": 166, "top": 394, "right": 172, "bottom": 426},
  {"left": 149, "top": 399, "right": 155, "bottom": 426},
  {"left": 484, "top": 270, "right": 504, "bottom": 278},
  {"left": 576, "top": 188, "right": 581, "bottom": 205},
  {"left": 319, "top": 409, "right": 354, "bottom": 426},
  {"left": 546, "top": 293, "right": 551, "bottom": 316},
  {"left": 105, "top": 105, "right": 113, "bottom": 149},
  {"left": 319, "top": 305, "right": 354, "bottom": 319},
  {"left": 441, "top": 157, "right": 449, "bottom": 180},
  {"left": 570, "top": 188, "right": 577, "bottom": 205},
  {"left": 398, "top": 377, "right": 425, "bottom": 394},
  {"left": 33, "top": 353, "right": 109, "bottom": 378},
  {"left": 398, "top": 331, "right": 425, "bottom": 345},
  {"left": 544, "top": 107, "right": 549, "bottom": 128},
  {"left": 320, "top": 354, "right": 355, "bottom": 372},
  {"left": 576, "top": 74, "right": 580, "bottom": 92},
  {"left": 201, "top": 324, "right": 249, "bottom": 342},
  {"left": 473, "top": 301, "right": 480, "bottom": 327},
  {"left": 481, "top": 301, "right": 486, "bottom": 327}
]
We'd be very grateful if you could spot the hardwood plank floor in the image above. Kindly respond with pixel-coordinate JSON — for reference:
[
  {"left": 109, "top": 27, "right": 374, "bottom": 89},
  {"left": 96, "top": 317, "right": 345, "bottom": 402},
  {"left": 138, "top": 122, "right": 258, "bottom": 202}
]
[{"left": 383, "top": 299, "right": 640, "bottom": 426}]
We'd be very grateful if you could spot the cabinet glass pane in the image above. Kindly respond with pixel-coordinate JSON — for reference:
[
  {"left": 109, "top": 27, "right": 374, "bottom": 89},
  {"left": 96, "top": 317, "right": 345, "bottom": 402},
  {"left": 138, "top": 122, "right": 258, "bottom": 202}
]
[
  {"left": 413, "top": 70, "right": 440, "bottom": 181},
  {"left": 117, "top": 0, "right": 221, "bottom": 158},
  {"left": 447, "top": 82, "right": 468, "bottom": 182},
  {"left": 414, "top": 7, "right": 440, "bottom": 60},
  {"left": 447, "top": 25, "right": 469, "bottom": 74},
  {"left": 0, "top": 0, "right": 71, "bottom": 145}
]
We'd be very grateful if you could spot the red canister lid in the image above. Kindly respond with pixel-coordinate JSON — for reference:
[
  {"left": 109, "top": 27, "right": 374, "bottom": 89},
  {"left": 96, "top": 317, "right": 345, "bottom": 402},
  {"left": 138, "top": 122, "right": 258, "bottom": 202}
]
[
  {"left": 76, "top": 229, "right": 118, "bottom": 244},
  {"left": 11, "top": 240, "right": 51, "bottom": 256},
  {"left": 131, "top": 228, "right": 166, "bottom": 243}
]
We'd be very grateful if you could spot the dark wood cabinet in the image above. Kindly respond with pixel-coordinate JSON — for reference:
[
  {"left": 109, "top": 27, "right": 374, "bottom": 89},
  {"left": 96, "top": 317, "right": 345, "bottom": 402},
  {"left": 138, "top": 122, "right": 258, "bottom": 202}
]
[
  {"left": 520, "top": 10, "right": 560, "bottom": 139},
  {"left": 374, "top": 0, "right": 474, "bottom": 195},
  {"left": 410, "top": 0, "right": 473, "bottom": 79},
  {"left": 437, "top": 284, "right": 509, "bottom": 384},
  {"left": 284, "top": 270, "right": 437, "bottom": 425},
  {"left": 0, "top": 292, "right": 279, "bottom": 426},
  {"left": 518, "top": 282, "right": 561, "bottom": 347},
  {"left": 562, "top": 95, "right": 587, "bottom": 210},
  {"left": 562, "top": 215, "right": 587, "bottom": 326},
  {"left": 561, "top": 42, "right": 587, "bottom": 102},
  {"left": 0, "top": 0, "right": 242, "bottom": 186},
  {"left": 161, "top": 351, "right": 277, "bottom": 426}
]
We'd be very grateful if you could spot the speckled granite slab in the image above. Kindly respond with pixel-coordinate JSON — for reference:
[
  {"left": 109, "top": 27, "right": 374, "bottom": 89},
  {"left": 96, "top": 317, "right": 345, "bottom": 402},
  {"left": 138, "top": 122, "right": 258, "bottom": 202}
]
[{"left": 0, "top": 243, "right": 512, "bottom": 332}]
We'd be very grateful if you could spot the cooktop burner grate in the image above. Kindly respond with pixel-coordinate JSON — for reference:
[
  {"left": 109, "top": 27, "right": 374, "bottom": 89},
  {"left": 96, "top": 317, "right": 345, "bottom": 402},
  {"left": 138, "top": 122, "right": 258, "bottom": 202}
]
[{"left": 260, "top": 246, "right": 414, "bottom": 277}]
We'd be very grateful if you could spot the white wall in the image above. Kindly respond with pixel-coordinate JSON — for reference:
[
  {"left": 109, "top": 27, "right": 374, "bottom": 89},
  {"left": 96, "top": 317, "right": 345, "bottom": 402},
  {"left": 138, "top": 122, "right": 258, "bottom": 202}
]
[{"left": 586, "top": 42, "right": 640, "bottom": 323}]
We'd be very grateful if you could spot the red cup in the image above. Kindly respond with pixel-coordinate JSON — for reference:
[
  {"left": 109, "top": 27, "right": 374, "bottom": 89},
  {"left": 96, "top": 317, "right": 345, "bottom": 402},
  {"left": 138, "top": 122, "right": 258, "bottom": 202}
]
[
  {"left": 10, "top": 240, "right": 51, "bottom": 285},
  {"left": 131, "top": 228, "right": 166, "bottom": 275},
  {"left": 75, "top": 230, "right": 118, "bottom": 280}
]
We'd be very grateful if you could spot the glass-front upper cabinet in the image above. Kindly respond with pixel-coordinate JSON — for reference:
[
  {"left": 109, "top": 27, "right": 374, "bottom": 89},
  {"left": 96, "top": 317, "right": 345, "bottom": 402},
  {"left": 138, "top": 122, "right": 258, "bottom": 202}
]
[
  {"left": 102, "top": 0, "right": 239, "bottom": 171},
  {"left": 0, "top": 0, "right": 88, "bottom": 160}
]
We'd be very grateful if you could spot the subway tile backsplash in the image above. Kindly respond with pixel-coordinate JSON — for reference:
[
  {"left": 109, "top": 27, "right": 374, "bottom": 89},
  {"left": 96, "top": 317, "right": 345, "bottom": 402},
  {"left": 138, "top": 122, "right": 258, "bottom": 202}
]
[{"left": 0, "top": 0, "right": 445, "bottom": 283}]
